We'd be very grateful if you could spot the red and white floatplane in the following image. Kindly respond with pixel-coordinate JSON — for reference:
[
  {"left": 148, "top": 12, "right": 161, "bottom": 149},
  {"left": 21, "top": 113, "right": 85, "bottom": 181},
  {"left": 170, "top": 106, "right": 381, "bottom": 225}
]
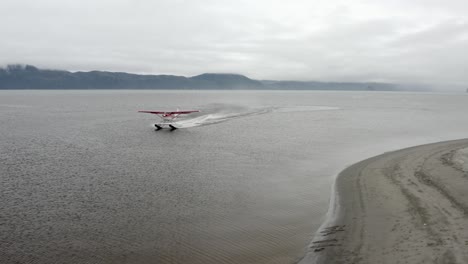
[{"left": 138, "top": 110, "right": 200, "bottom": 130}]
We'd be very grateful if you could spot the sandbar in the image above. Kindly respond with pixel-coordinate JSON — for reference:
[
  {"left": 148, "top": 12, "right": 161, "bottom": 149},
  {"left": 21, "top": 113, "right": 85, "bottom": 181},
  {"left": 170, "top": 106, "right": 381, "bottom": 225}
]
[{"left": 299, "top": 139, "right": 468, "bottom": 264}]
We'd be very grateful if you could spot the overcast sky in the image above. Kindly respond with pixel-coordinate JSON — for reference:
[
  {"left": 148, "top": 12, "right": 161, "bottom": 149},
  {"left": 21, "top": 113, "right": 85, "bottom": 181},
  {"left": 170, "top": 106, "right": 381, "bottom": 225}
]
[{"left": 1, "top": 0, "right": 468, "bottom": 84}]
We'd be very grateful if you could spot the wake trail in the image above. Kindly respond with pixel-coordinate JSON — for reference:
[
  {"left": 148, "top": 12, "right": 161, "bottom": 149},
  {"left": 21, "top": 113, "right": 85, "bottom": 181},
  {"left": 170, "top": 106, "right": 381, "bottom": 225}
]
[
  {"left": 175, "top": 104, "right": 272, "bottom": 128},
  {"left": 166, "top": 104, "right": 340, "bottom": 128}
]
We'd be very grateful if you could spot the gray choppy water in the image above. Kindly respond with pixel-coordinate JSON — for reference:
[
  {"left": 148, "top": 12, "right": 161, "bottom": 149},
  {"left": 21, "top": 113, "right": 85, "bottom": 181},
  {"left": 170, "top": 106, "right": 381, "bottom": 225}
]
[{"left": 1, "top": 90, "right": 468, "bottom": 264}]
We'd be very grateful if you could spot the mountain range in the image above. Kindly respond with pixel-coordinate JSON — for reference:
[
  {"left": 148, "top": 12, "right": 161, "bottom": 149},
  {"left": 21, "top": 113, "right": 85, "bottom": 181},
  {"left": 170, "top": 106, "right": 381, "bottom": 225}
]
[{"left": 0, "top": 64, "right": 401, "bottom": 91}]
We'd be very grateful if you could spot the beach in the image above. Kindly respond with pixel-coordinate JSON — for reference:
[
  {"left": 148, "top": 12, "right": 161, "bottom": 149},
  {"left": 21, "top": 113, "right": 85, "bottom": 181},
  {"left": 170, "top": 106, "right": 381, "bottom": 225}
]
[{"left": 300, "top": 139, "right": 468, "bottom": 264}]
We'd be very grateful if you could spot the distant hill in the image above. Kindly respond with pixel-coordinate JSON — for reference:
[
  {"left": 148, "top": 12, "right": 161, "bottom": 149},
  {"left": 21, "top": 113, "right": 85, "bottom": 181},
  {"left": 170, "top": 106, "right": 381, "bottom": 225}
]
[
  {"left": 190, "top": 73, "right": 263, "bottom": 89},
  {"left": 0, "top": 64, "right": 400, "bottom": 91}
]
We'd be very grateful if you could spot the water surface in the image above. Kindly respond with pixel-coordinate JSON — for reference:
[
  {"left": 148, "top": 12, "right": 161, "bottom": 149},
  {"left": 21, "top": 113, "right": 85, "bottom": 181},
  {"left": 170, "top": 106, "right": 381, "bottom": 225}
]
[{"left": 1, "top": 90, "right": 468, "bottom": 264}]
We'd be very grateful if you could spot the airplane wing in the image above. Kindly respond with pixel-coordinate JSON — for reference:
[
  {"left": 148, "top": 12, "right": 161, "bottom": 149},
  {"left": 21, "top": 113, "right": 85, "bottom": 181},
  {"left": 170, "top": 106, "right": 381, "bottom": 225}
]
[
  {"left": 138, "top": 111, "right": 166, "bottom": 114},
  {"left": 138, "top": 110, "right": 199, "bottom": 114}
]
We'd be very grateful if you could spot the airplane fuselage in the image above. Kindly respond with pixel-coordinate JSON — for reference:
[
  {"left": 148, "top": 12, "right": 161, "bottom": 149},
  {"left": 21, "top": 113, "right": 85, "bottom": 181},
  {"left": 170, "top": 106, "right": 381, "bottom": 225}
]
[{"left": 138, "top": 110, "right": 199, "bottom": 131}]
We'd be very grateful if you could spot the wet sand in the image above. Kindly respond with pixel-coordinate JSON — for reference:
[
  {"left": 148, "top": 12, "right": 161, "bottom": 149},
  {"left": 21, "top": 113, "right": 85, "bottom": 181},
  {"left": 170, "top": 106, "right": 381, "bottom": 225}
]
[{"left": 300, "top": 139, "right": 468, "bottom": 264}]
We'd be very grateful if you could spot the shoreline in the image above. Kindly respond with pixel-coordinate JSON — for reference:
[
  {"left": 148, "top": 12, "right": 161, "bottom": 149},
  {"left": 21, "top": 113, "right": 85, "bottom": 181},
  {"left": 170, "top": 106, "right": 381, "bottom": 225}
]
[{"left": 299, "top": 139, "right": 468, "bottom": 264}]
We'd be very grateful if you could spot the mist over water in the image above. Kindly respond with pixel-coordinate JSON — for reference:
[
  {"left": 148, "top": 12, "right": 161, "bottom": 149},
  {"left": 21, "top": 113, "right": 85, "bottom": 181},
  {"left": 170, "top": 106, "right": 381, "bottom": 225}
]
[{"left": 1, "top": 90, "right": 468, "bottom": 264}]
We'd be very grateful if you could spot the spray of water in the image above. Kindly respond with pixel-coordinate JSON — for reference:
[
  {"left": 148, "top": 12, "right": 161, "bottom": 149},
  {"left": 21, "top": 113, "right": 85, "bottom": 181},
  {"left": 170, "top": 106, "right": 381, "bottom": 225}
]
[{"left": 157, "top": 104, "right": 340, "bottom": 128}]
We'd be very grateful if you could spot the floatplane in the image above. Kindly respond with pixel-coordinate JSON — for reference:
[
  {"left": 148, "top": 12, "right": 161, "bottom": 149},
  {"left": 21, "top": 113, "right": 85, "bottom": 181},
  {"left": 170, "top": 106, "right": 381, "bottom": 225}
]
[{"left": 138, "top": 110, "right": 200, "bottom": 130}]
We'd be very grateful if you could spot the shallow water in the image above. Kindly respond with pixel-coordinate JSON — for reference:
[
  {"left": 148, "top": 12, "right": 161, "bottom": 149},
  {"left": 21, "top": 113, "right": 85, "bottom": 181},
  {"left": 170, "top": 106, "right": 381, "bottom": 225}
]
[{"left": 1, "top": 90, "right": 468, "bottom": 264}]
